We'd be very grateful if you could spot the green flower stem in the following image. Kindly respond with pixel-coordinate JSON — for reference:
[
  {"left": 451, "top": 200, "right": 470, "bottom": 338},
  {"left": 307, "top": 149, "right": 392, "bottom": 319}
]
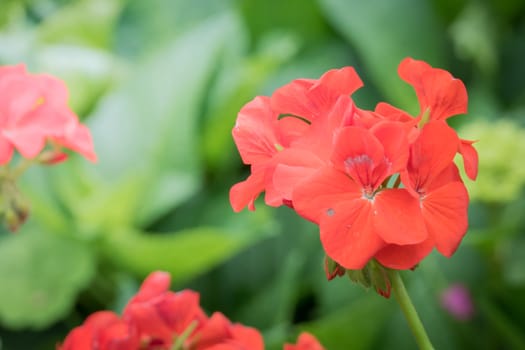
[
  {"left": 171, "top": 320, "right": 198, "bottom": 350},
  {"left": 389, "top": 269, "right": 434, "bottom": 350}
]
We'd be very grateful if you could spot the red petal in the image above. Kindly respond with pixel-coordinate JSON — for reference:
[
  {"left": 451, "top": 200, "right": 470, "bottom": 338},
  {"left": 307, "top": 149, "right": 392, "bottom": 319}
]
[
  {"left": 271, "top": 148, "right": 325, "bottom": 203},
  {"left": 229, "top": 324, "right": 265, "bottom": 350},
  {"left": 315, "top": 66, "right": 363, "bottom": 96},
  {"left": 422, "top": 181, "right": 469, "bottom": 257},
  {"left": 157, "top": 291, "right": 205, "bottom": 334},
  {"left": 375, "top": 238, "right": 434, "bottom": 270},
  {"left": 375, "top": 102, "right": 414, "bottom": 123},
  {"left": 373, "top": 189, "right": 427, "bottom": 245},
  {"left": 370, "top": 122, "right": 409, "bottom": 174},
  {"left": 229, "top": 167, "right": 266, "bottom": 212},
  {"left": 123, "top": 303, "right": 173, "bottom": 346},
  {"left": 458, "top": 138, "right": 478, "bottom": 180},
  {"left": 405, "top": 121, "right": 459, "bottom": 191},
  {"left": 232, "top": 96, "right": 280, "bottom": 165},
  {"left": 130, "top": 271, "right": 171, "bottom": 303},
  {"left": 320, "top": 198, "right": 385, "bottom": 269},
  {"left": 3, "top": 128, "right": 47, "bottom": 158},
  {"left": 284, "top": 332, "right": 325, "bottom": 350},
  {"left": 0, "top": 136, "right": 14, "bottom": 164},
  {"left": 292, "top": 167, "right": 361, "bottom": 224},
  {"left": 331, "top": 127, "right": 385, "bottom": 190},
  {"left": 398, "top": 57, "right": 467, "bottom": 121},
  {"left": 270, "top": 79, "right": 317, "bottom": 120},
  {"left": 194, "top": 312, "right": 231, "bottom": 348}
]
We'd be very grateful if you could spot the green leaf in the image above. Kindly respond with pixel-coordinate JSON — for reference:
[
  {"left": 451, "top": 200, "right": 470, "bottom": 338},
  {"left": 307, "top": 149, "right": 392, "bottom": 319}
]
[
  {"left": 0, "top": 229, "right": 95, "bottom": 329},
  {"left": 73, "top": 13, "right": 241, "bottom": 227},
  {"left": 102, "top": 227, "right": 254, "bottom": 284},
  {"left": 37, "top": 0, "right": 123, "bottom": 49},
  {"left": 319, "top": 0, "right": 447, "bottom": 111}
]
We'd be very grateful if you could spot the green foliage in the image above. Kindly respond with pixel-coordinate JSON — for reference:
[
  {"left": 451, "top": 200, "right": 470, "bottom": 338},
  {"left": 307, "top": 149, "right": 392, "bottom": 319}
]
[
  {"left": 0, "top": 0, "right": 525, "bottom": 348},
  {"left": 102, "top": 228, "right": 255, "bottom": 283},
  {"left": 0, "top": 229, "right": 95, "bottom": 329},
  {"left": 320, "top": 0, "right": 447, "bottom": 112}
]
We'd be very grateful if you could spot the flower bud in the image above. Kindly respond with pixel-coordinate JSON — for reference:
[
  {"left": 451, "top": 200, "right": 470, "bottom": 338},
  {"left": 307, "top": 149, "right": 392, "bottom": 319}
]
[
  {"left": 324, "top": 255, "right": 346, "bottom": 281},
  {"left": 346, "top": 260, "right": 391, "bottom": 298}
]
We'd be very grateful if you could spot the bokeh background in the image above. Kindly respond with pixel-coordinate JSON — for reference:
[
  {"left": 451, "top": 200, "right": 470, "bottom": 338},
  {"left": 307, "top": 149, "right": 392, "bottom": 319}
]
[{"left": 1, "top": 0, "right": 525, "bottom": 349}]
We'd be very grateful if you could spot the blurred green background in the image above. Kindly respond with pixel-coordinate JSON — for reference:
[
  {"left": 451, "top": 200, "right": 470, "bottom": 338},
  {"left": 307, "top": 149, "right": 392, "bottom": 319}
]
[{"left": 1, "top": 0, "right": 525, "bottom": 349}]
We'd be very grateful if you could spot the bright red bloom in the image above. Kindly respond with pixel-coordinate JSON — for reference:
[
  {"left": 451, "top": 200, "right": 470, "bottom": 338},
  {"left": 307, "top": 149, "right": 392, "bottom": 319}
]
[
  {"left": 230, "top": 58, "right": 476, "bottom": 271},
  {"left": 293, "top": 122, "right": 427, "bottom": 269},
  {"left": 283, "top": 332, "right": 325, "bottom": 350},
  {"left": 0, "top": 64, "right": 96, "bottom": 164}
]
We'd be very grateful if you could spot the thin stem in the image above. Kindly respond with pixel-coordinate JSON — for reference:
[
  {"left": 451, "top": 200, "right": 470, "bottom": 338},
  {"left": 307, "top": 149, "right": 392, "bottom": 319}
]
[
  {"left": 389, "top": 269, "right": 434, "bottom": 350},
  {"left": 171, "top": 320, "right": 198, "bottom": 350}
]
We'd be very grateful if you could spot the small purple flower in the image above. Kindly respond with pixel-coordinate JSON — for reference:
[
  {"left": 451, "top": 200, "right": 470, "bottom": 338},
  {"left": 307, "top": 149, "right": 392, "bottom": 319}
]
[{"left": 440, "top": 284, "right": 475, "bottom": 321}]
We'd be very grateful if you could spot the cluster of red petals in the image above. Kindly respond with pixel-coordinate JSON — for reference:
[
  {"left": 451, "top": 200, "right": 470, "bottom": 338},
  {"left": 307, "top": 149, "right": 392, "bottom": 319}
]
[
  {"left": 231, "top": 58, "right": 478, "bottom": 270},
  {"left": 58, "top": 271, "right": 264, "bottom": 350},
  {"left": 0, "top": 64, "right": 96, "bottom": 164},
  {"left": 59, "top": 272, "right": 325, "bottom": 350},
  {"left": 284, "top": 332, "right": 325, "bottom": 350}
]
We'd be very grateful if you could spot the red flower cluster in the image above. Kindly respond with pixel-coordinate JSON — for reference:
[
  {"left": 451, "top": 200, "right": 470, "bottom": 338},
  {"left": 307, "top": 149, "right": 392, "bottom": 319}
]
[
  {"left": 59, "top": 271, "right": 325, "bottom": 350},
  {"left": 59, "top": 271, "right": 263, "bottom": 350},
  {"left": 0, "top": 64, "right": 96, "bottom": 164},
  {"left": 231, "top": 58, "right": 478, "bottom": 270}
]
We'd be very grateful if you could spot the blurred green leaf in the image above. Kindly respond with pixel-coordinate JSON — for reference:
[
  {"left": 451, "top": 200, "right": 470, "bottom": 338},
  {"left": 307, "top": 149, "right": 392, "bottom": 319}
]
[
  {"left": 37, "top": 0, "right": 123, "bottom": 48},
  {"left": 502, "top": 238, "right": 525, "bottom": 286},
  {"left": 0, "top": 229, "right": 95, "bottom": 329},
  {"left": 300, "top": 293, "right": 392, "bottom": 350},
  {"left": 238, "top": 0, "right": 329, "bottom": 45},
  {"left": 203, "top": 33, "right": 299, "bottom": 172},
  {"left": 79, "top": 13, "right": 241, "bottom": 227},
  {"left": 116, "top": 0, "right": 233, "bottom": 57},
  {"left": 450, "top": 2, "right": 497, "bottom": 75},
  {"left": 36, "top": 44, "right": 119, "bottom": 116},
  {"left": 102, "top": 227, "right": 254, "bottom": 284},
  {"left": 319, "top": 0, "right": 447, "bottom": 111}
]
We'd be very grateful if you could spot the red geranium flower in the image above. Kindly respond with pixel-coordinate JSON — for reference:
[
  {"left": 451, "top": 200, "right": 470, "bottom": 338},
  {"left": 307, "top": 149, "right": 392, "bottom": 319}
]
[
  {"left": 59, "top": 271, "right": 264, "bottom": 350},
  {"left": 58, "top": 311, "right": 139, "bottom": 350},
  {"left": 0, "top": 64, "right": 96, "bottom": 164},
  {"left": 283, "top": 332, "right": 325, "bottom": 350}
]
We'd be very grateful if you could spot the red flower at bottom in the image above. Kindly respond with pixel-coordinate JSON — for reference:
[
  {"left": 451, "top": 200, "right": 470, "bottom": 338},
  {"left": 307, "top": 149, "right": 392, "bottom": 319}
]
[{"left": 284, "top": 332, "right": 325, "bottom": 350}]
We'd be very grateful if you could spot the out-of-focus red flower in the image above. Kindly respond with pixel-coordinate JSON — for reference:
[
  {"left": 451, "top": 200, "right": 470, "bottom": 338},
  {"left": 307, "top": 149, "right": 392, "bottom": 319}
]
[
  {"left": 192, "top": 312, "right": 264, "bottom": 350},
  {"left": 59, "top": 271, "right": 264, "bottom": 350},
  {"left": 58, "top": 311, "right": 139, "bottom": 350},
  {"left": 283, "top": 332, "right": 325, "bottom": 350},
  {"left": 123, "top": 271, "right": 207, "bottom": 348},
  {"left": 0, "top": 64, "right": 96, "bottom": 164}
]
